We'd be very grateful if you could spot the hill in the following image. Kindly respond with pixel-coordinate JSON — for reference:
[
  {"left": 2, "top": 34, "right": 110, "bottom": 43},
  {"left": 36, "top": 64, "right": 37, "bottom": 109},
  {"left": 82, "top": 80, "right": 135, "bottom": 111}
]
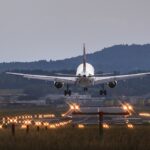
[{"left": 1, "top": 44, "right": 150, "bottom": 73}]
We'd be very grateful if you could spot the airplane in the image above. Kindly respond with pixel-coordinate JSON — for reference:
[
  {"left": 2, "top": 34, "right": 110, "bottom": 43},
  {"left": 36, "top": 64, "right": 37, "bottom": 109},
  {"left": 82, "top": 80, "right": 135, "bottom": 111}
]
[{"left": 6, "top": 44, "right": 150, "bottom": 96}]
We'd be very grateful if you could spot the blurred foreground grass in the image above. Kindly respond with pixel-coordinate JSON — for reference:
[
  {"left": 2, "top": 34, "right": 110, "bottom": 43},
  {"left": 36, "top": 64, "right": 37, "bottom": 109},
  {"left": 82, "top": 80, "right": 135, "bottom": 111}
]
[{"left": 0, "top": 126, "right": 149, "bottom": 150}]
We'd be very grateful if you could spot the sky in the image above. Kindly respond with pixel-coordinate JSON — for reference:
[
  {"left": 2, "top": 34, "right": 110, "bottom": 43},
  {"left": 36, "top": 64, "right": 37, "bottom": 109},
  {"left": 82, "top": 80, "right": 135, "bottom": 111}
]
[{"left": 0, "top": 0, "right": 150, "bottom": 62}]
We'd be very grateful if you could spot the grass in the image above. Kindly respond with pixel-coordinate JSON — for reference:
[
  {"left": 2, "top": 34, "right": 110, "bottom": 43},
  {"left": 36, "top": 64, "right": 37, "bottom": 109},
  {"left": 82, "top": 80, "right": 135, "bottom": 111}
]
[
  {"left": 0, "top": 125, "right": 149, "bottom": 150},
  {"left": 0, "top": 105, "right": 149, "bottom": 150},
  {"left": 0, "top": 105, "right": 67, "bottom": 117},
  {"left": 0, "top": 89, "right": 23, "bottom": 95}
]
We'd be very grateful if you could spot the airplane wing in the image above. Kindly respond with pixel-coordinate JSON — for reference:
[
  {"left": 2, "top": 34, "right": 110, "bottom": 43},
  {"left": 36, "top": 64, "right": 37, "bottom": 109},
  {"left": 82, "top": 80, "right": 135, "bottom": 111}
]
[
  {"left": 95, "top": 72, "right": 150, "bottom": 84},
  {"left": 6, "top": 72, "right": 76, "bottom": 84}
]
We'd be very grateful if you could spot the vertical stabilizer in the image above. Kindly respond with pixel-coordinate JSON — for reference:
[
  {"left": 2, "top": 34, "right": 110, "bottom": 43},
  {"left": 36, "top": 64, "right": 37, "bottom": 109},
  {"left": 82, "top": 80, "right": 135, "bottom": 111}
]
[{"left": 83, "top": 43, "right": 86, "bottom": 73}]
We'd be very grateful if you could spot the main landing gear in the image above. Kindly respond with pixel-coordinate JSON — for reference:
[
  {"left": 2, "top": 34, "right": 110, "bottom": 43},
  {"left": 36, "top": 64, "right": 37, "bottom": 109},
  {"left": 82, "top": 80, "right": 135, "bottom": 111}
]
[
  {"left": 99, "top": 84, "right": 107, "bottom": 96},
  {"left": 99, "top": 90, "right": 107, "bottom": 96},
  {"left": 64, "top": 84, "right": 72, "bottom": 96},
  {"left": 83, "top": 87, "right": 88, "bottom": 92}
]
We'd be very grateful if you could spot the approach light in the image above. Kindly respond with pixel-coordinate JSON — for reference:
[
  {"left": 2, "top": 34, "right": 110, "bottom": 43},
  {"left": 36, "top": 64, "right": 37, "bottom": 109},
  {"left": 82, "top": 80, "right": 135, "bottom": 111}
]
[
  {"left": 78, "top": 124, "right": 85, "bottom": 129},
  {"left": 0, "top": 124, "right": 3, "bottom": 129},
  {"left": 127, "top": 123, "right": 134, "bottom": 129},
  {"left": 21, "top": 124, "right": 27, "bottom": 129},
  {"left": 139, "top": 112, "right": 150, "bottom": 117},
  {"left": 103, "top": 123, "right": 110, "bottom": 129},
  {"left": 122, "top": 105, "right": 128, "bottom": 111},
  {"left": 70, "top": 105, "right": 74, "bottom": 110}
]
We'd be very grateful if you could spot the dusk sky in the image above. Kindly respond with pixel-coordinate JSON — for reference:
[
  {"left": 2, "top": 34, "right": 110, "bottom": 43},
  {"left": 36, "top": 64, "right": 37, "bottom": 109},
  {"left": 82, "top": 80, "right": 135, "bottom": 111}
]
[{"left": 0, "top": 0, "right": 150, "bottom": 62}]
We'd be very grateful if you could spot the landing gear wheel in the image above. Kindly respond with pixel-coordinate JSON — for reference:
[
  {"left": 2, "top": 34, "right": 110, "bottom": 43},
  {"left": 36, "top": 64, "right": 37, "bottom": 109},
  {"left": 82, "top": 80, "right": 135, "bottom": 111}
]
[
  {"left": 100, "top": 90, "right": 103, "bottom": 95},
  {"left": 64, "top": 90, "right": 67, "bottom": 96},
  {"left": 103, "top": 90, "right": 107, "bottom": 96},
  {"left": 64, "top": 90, "right": 72, "bottom": 96},
  {"left": 99, "top": 90, "right": 107, "bottom": 96},
  {"left": 100, "top": 84, "right": 107, "bottom": 96},
  {"left": 84, "top": 87, "right": 88, "bottom": 92},
  {"left": 68, "top": 90, "right": 71, "bottom": 96}
]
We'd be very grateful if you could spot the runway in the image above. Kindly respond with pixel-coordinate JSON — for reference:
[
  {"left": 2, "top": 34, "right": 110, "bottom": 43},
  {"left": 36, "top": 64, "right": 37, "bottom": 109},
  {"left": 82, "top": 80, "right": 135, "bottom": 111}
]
[{"left": 0, "top": 102, "right": 150, "bottom": 130}]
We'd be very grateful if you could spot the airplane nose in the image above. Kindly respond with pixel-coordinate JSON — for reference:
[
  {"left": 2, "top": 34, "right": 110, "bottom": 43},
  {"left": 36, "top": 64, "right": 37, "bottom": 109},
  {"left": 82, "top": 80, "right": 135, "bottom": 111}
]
[{"left": 83, "top": 75, "right": 86, "bottom": 77}]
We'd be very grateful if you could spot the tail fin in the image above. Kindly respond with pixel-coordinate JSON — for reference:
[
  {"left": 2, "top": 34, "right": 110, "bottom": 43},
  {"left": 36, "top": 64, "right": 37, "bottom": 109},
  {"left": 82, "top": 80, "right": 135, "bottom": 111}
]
[{"left": 83, "top": 43, "right": 86, "bottom": 73}]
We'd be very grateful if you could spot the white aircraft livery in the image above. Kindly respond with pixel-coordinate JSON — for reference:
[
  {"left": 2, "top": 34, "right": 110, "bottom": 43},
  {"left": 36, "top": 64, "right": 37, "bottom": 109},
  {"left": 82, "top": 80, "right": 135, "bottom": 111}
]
[{"left": 7, "top": 44, "right": 150, "bottom": 96}]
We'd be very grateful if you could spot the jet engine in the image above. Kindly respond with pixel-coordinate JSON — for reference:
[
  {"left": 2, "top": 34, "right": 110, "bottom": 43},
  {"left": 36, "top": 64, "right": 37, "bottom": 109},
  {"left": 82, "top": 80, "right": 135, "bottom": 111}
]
[
  {"left": 54, "top": 82, "right": 64, "bottom": 89},
  {"left": 108, "top": 81, "right": 117, "bottom": 88}
]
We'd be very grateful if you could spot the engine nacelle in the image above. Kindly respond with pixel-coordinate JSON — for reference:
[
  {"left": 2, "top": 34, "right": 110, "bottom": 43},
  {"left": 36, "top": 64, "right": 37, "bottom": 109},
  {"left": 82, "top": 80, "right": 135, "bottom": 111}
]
[
  {"left": 54, "top": 82, "right": 64, "bottom": 89},
  {"left": 108, "top": 81, "right": 117, "bottom": 88}
]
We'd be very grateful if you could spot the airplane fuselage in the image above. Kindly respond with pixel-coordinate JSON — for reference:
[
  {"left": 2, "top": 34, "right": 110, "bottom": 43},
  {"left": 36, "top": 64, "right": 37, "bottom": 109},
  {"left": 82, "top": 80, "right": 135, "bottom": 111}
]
[{"left": 76, "top": 63, "right": 95, "bottom": 87}]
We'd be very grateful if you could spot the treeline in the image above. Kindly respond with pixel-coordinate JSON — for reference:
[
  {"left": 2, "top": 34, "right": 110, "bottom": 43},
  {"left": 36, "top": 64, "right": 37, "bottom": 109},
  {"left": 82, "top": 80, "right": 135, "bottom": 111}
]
[
  {"left": 1, "top": 70, "right": 150, "bottom": 98},
  {"left": 1, "top": 44, "right": 150, "bottom": 73}
]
